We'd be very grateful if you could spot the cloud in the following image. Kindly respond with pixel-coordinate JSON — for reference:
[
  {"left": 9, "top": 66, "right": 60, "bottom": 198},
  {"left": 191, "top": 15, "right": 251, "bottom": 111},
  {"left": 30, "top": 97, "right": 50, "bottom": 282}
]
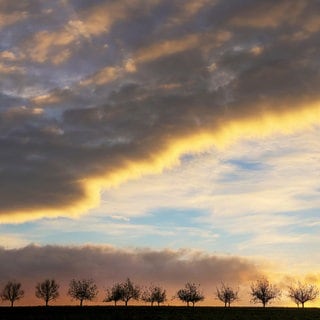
[
  {"left": 0, "top": 244, "right": 260, "bottom": 305},
  {"left": 0, "top": 0, "right": 320, "bottom": 221},
  {"left": 229, "top": 1, "right": 306, "bottom": 28},
  {"left": 0, "top": 8, "right": 28, "bottom": 29},
  {"left": 23, "top": 0, "right": 161, "bottom": 64},
  {"left": 27, "top": 30, "right": 75, "bottom": 64},
  {"left": 2, "top": 125, "right": 318, "bottom": 278},
  {"left": 80, "top": 66, "right": 121, "bottom": 86},
  {"left": 75, "top": 126, "right": 319, "bottom": 267},
  {"left": 0, "top": 62, "right": 24, "bottom": 74}
]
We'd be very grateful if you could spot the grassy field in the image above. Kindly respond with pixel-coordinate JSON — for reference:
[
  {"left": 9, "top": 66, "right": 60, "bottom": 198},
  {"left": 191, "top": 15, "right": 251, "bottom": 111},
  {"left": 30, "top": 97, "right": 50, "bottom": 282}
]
[{"left": 0, "top": 306, "right": 319, "bottom": 320}]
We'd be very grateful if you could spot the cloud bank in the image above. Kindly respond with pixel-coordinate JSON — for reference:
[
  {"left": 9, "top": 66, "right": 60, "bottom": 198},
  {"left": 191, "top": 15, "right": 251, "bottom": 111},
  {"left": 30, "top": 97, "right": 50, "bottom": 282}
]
[
  {"left": 0, "top": 245, "right": 259, "bottom": 305},
  {"left": 1, "top": 0, "right": 320, "bottom": 221}
]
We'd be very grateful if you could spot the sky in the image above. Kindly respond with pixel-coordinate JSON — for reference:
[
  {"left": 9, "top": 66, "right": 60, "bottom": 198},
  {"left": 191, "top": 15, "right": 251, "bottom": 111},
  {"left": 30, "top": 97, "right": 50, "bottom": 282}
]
[{"left": 0, "top": 0, "right": 320, "bottom": 307}]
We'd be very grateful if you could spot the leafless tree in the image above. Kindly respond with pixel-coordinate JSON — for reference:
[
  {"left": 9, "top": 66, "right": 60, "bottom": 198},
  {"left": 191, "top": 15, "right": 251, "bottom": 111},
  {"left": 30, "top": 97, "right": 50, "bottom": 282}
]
[
  {"left": 216, "top": 282, "right": 239, "bottom": 307},
  {"left": 68, "top": 279, "right": 98, "bottom": 306},
  {"left": 35, "top": 279, "right": 59, "bottom": 306},
  {"left": 104, "top": 283, "right": 123, "bottom": 306},
  {"left": 119, "top": 278, "right": 140, "bottom": 306},
  {"left": 288, "top": 282, "right": 319, "bottom": 308},
  {"left": 1, "top": 281, "right": 24, "bottom": 307},
  {"left": 141, "top": 284, "right": 166, "bottom": 306},
  {"left": 177, "top": 282, "right": 204, "bottom": 307},
  {"left": 250, "top": 278, "right": 280, "bottom": 307}
]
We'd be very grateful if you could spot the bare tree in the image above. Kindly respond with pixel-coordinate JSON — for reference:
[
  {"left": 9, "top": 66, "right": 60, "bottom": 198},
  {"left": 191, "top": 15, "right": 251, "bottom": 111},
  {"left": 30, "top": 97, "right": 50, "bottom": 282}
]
[
  {"left": 288, "top": 282, "right": 319, "bottom": 308},
  {"left": 250, "top": 278, "right": 280, "bottom": 307},
  {"left": 216, "top": 283, "right": 239, "bottom": 307},
  {"left": 104, "top": 283, "right": 123, "bottom": 306},
  {"left": 141, "top": 284, "right": 166, "bottom": 306},
  {"left": 35, "top": 279, "right": 59, "bottom": 306},
  {"left": 119, "top": 278, "right": 140, "bottom": 306},
  {"left": 177, "top": 282, "right": 204, "bottom": 307},
  {"left": 68, "top": 279, "right": 98, "bottom": 306},
  {"left": 1, "top": 281, "right": 24, "bottom": 307}
]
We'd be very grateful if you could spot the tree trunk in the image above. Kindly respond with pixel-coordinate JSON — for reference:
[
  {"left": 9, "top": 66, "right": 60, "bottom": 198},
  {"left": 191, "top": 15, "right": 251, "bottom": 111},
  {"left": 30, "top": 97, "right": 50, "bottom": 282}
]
[
  {"left": 224, "top": 301, "right": 227, "bottom": 307},
  {"left": 10, "top": 300, "right": 14, "bottom": 307},
  {"left": 187, "top": 301, "right": 189, "bottom": 307},
  {"left": 125, "top": 300, "right": 128, "bottom": 307},
  {"left": 114, "top": 301, "right": 117, "bottom": 306},
  {"left": 302, "top": 302, "right": 305, "bottom": 308},
  {"left": 80, "top": 299, "right": 83, "bottom": 307},
  {"left": 192, "top": 302, "right": 195, "bottom": 307},
  {"left": 46, "top": 299, "right": 48, "bottom": 307}
]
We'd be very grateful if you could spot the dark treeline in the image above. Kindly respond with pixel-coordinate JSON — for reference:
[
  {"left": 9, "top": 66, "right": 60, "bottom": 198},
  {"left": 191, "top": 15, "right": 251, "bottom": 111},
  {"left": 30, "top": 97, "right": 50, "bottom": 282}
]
[{"left": 0, "top": 277, "right": 319, "bottom": 308}]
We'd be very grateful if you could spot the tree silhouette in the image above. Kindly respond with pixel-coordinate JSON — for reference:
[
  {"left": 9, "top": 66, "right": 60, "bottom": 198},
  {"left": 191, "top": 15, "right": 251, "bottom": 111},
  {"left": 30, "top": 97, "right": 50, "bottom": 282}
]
[
  {"left": 119, "top": 278, "right": 140, "bottom": 306},
  {"left": 141, "top": 284, "right": 166, "bottom": 306},
  {"left": 250, "top": 278, "right": 280, "bottom": 307},
  {"left": 177, "top": 282, "right": 204, "bottom": 307},
  {"left": 35, "top": 279, "right": 59, "bottom": 306},
  {"left": 104, "top": 283, "right": 123, "bottom": 306},
  {"left": 216, "top": 283, "right": 239, "bottom": 307},
  {"left": 1, "top": 281, "right": 24, "bottom": 307},
  {"left": 288, "top": 282, "right": 319, "bottom": 308},
  {"left": 68, "top": 279, "right": 98, "bottom": 306}
]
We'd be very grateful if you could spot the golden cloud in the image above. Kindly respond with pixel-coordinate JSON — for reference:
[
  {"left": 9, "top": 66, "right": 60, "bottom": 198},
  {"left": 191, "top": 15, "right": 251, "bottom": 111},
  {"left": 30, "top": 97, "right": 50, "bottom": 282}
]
[{"left": 1, "top": 98, "right": 319, "bottom": 223}]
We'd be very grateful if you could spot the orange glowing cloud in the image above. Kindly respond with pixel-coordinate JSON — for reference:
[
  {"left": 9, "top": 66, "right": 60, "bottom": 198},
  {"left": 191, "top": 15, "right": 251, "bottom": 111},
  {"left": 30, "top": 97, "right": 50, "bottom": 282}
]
[
  {"left": 134, "top": 30, "right": 232, "bottom": 65},
  {"left": 80, "top": 66, "right": 121, "bottom": 86},
  {"left": 24, "top": 0, "right": 161, "bottom": 64},
  {"left": 80, "top": 29, "right": 232, "bottom": 87}
]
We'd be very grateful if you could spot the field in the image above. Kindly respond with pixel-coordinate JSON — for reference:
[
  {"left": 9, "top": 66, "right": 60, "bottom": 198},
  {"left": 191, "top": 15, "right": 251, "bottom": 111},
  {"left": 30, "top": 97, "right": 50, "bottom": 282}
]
[{"left": 0, "top": 306, "right": 319, "bottom": 320}]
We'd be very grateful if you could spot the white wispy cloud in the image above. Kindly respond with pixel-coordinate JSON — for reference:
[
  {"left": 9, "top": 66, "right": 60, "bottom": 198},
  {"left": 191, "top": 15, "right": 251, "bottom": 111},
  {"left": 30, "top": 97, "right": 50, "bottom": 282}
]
[{"left": 75, "top": 125, "right": 320, "bottom": 266}]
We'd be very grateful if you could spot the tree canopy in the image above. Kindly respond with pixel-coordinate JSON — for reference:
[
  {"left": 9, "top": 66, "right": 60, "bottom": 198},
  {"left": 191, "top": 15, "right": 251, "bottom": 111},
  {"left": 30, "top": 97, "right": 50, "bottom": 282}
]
[
  {"left": 216, "top": 283, "right": 239, "bottom": 307},
  {"left": 177, "top": 282, "right": 204, "bottom": 307},
  {"left": 1, "top": 281, "right": 24, "bottom": 307},
  {"left": 104, "top": 283, "right": 123, "bottom": 306},
  {"left": 104, "top": 278, "right": 140, "bottom": 306},
  {"left": 68, "top": 279, "right": 98, "bottom": 306},
  {"left": 35, "top": 279, "right": 59, "bottom": 306},
  {"left": 250, "top": 278, "right": 280, "bottom": 307},
  {"left": 141, "top": 284, "right": 166, "bottom": 306},
  {"left": 288, "top": 282, "right": 319, "bottom": 308}
]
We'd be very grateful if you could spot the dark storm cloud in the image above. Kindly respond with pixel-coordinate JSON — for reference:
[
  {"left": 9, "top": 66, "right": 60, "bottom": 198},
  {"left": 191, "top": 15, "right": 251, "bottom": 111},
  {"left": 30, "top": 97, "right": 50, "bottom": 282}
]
[
  {"left": 0, "top": 245, "right": 260, "bottom": 304},
  {"left": 0, "top": 0, "right": 319, "bottom": 220}
]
